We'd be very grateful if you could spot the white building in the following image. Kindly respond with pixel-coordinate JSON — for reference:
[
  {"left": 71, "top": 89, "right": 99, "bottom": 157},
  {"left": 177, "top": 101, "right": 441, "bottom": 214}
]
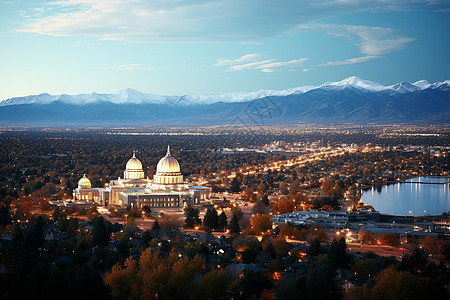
[{"left": 74, "top": 146, "right": 210, "bottom": 209}]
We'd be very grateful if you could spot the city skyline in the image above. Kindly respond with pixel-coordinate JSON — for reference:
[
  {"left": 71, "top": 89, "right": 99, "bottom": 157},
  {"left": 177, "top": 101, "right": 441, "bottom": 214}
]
[{"left": 0, "top": 0, "right": 449, "bottom": 100}]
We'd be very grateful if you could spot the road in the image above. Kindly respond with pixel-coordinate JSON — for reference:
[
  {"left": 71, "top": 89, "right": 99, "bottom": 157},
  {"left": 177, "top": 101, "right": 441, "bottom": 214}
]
[{"left": 347, "top": 242, "right": 410, "bottom": 259}]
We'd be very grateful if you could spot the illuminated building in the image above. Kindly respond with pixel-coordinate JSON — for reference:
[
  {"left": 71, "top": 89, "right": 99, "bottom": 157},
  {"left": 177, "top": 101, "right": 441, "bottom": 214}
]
[{"left": 74, "top": 146, "right": 209, "bottom": 209}]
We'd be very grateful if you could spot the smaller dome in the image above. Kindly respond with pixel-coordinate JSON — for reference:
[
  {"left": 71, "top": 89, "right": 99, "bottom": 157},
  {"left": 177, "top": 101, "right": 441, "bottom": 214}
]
[
  {"left": 126, "top": 151, "right": 143, "bottom": 170},
  {"left": 78, "top": 174, "right": 91, "bottom": 188}
]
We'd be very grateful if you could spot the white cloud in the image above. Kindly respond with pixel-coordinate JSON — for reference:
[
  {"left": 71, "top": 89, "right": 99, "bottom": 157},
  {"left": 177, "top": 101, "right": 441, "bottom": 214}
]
[
  {"left": 296, "top": 23, "right": 415, "bottom": 66},
  {"left": 298, "top": 24, "right": 415, "bottom": 56},
  {"left": 318, "top": 55, "right": 381, "bottom": 66},
  {"left": 215, "top": 55, "right": 308, "bottom": 72},
  {"left": 214, "top": 54, "right": 265, "bottom": 67},
  {"left": 228, "top": 59, "right": 276, "bottom": 71},
  {"left": 17, "top": 0, "right": 446, "bottom": 43},
  {"left": 258, "top": 59, "right": 308, "bottom": 70},
  {"left": 111, "top": 64, "right": 167, "bottom": 71}
]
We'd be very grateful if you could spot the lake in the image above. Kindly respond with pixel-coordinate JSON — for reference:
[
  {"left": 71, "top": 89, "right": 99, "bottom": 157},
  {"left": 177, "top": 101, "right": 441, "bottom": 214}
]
[{"left": 361, "top": 176, "right": 450, "bottom": 216}]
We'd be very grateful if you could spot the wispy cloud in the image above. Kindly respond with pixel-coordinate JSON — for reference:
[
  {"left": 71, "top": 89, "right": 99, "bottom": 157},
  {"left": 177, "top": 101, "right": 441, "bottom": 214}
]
[
  {"left": 318, "top": 55, "right": 381, "bottom": 66},
  {"left": 297, "top": 23, "right": 415, "bottom": 66},
  {"left": 215, "top": 54, "right": 308, "bottom": 72},
  {"left": 299, "top": 24, "right": 415, "bottom": 56},
  {"left": 214, "top": 54, "right": 265, "bottom": 67},
  {"left": 111, "top": 64, "right": 167, "bottom": 71},
  {"left": 17, "top": 0, "right": 446, "bottom": 43}
]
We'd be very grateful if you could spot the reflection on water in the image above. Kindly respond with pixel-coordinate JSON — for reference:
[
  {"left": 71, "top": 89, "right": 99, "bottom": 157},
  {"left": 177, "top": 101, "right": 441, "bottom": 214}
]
[{"left": 362, "top": 176, "right": 450, "bottom": 216}]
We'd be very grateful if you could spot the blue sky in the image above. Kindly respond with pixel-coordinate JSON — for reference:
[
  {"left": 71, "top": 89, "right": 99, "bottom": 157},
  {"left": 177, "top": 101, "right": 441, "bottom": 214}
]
[{"left": 0, "top": 0, "right": 449, "bottom": 100}]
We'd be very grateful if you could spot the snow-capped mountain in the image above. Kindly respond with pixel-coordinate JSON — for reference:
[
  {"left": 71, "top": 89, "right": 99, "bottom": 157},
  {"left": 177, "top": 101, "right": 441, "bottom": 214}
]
[
  {"left": 0, "top": 77, "right": 448, "bottom": 125},
  {"left": 318, "top": 76, "right": 386, "bottom": 92},
  {"left": 2, "top": 76, "right": 448, "bottom": 107}
]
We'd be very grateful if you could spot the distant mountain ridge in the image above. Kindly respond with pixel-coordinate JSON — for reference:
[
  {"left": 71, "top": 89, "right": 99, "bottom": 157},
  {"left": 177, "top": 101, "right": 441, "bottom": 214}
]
[{"left": 0, "top": 76, "right": 449, "bottom": 125}]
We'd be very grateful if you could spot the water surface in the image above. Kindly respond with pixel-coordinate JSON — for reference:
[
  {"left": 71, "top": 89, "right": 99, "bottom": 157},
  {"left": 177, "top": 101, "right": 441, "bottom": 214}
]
[{"left": 361, "top": 176, "right": 450, "bottom": 216}]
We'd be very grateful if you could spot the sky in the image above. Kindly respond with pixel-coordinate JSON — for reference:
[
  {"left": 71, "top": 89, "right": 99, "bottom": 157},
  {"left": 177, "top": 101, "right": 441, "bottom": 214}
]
[{"left": 0, "top": 0, "right": 449, "bottom": 100}]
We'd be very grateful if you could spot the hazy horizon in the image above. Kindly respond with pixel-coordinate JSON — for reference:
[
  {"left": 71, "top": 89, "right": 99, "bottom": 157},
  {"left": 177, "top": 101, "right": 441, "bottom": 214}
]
[{"left": 1, "top": 1, "right": 449, "bottom": 100}]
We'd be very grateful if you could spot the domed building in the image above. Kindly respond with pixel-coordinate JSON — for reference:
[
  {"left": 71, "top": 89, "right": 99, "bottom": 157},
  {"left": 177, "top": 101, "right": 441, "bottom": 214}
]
[
  {"left": 153, "top": 146, "right": 183, "bottom": 184},
  {"left": 78, "top": 174, "right": 91, "bottom": 189},
  {"left": 73, "top": 174, "right": 94, "bottom": 201},
  {"left": 82, "top": 147, "right": 210, "bottom": 209},
  {"left": 124, "top": 151, "right": 145, "bottom": 180}
]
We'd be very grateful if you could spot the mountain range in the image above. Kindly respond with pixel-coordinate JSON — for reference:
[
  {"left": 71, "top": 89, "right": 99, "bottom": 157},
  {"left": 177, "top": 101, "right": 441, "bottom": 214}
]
[{"left": 1, "top": 76, "right": 449, "bottom": 125}]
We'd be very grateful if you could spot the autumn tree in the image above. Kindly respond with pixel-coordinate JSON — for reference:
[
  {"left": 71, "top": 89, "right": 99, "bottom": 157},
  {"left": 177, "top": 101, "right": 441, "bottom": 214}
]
[
  {"left": 359, "top": 231, "right": 375, "bottom": 245},
  {"left": 200, "top": 269, "right": 230, "bottom": 299},
  {"left": 250, "top": 213, "right": 272, "bottom": 235},
  {"left": 378, "top": 233, "right": 400, "bottom": 247},
  {"left": 272, "top": 198, "right": 295, "bottom": 215},
  {"left": 272, "top": 237, "right": 289, "bottom": 256},
  {"left": 345, "top": 266, "right": 446, "bottom": 300},
  {"left": 105, "top": 249, "right": 204, "bottom": 300},
  {"left": 158, "top": 214, "right": 182, "bottom": 232}
]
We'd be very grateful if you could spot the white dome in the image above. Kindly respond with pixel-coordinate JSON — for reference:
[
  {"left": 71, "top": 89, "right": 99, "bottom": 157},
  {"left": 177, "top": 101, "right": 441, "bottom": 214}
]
[
  {"left": 126, "top": 151, "right": 143, "bottom": 170},
  {"left": 156, "top": 146, "right": 180, "bottom": 174},
  {"left": 78, "top": 174, "right": 91, "bottom": 188}
]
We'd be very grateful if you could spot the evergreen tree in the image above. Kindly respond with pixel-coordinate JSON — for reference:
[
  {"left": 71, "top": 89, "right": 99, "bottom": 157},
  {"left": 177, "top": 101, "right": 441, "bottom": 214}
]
[
  {"left": 92, "top": 217, "right": 110, "bottom": 247},
  {"left": 229, "top": 213, "right": 241, "bottom": 235},
  {"left": 184, "top": 205, "right": 201, "bottom": 228},
  {"left": 203, "top": 208, "right": 219, "bottom": 230},
  {"left": 230, "top": 178, "right": 241, "bottom": 193},
  {"left": 218, "top": 211, "right": 228, "bottom": 231},
  {"left": 152, "top": 219, "right": 160, "bottom": 231},
  {"left": 308, "top": 237, "right": 321, "bottom": 256}
]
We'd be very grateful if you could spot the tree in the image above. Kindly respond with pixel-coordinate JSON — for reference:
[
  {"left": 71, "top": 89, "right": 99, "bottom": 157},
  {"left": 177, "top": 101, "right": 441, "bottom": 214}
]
[
  {"left": 229, "top": 214, "right": 241, "bottom": 235},
  {"left": 25, "top": 215, "right": 45, "bottom": 252},
  {"left": 231, "top": 206, "right": 243, "bottom": 221},
  {"left": 262, "top": 194, "right": 270, "bottom": 206},
  {"left": 308, "top": 237, "right": 321, "bottom": 256},
  {"left": 92, "top": 216, "right": 110, "bottom": 247},
  {"left": 218, "top": 211, "right": 228, "bottom": 231},
  {"left": 272, "top": 198, "right": 295, "bottom": 214},
  {"left": 369, "top": 266, "right": 444, "bottom": 300},
  {"left": 379, "top": 233, "right": 400, "bottom": 247},
  {"left": 86, "top": 205, "right": 99, "bottom": 220},
  {"left": 355, "top": 258, "right": 380, "bottom": 278},
  {"left": 306, "top": 256, "right": 340, "bottom": 300},
  {"left": 203, "top": 208, "right": 219, "bottom": 230},
  {"left": 328, "top": 237, "right": 350, "bottom": 269},
  {"left": 0, "top": 201, "right": 11, "bottom": 226},
  {"left": 253, "top": 199, "right": 266, "bottom": 214},
  {"left": 240, "top": 270, "right": 272, "bottom": 299},
  {"left": 52, "top": 206, "right": 61, "bottom": 221},
  {"left": 399, "top": 248, "right": 429, "bottom": 274},
  {"left": 152, "top": 219, "right": 160, "bottom": 231},
  {"left": 250, "top": 213, "right": 272, "bottom": 235},
  {"left": 105, "top": 249, "right": 204, "bottom": 299},
  {"left": 159, "top": 214, "right": 182, "bottom": 232},
  {"left": 359, "top": 231, "right": 375, "bottom": 245},
  {"left": 230, "top": 178, "right": 241, "bottom": 193},
  {"left": 200, "top": 269, "right": 230, "bottom": 299},
  {"left": 184, "top": 205, "right": 201, "bottom": 228},
  {"left": 422, "top": 236, "right": 439, "bottom": 256},
  {"left": 272, "top": 237, "right": 289, "bottom": 256}
]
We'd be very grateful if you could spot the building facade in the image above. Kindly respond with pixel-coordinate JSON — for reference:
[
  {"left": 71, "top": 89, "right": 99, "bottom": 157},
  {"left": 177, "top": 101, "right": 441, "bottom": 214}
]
[{"left": 73, "top": 146, "right": 209, "bottom": 209}]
